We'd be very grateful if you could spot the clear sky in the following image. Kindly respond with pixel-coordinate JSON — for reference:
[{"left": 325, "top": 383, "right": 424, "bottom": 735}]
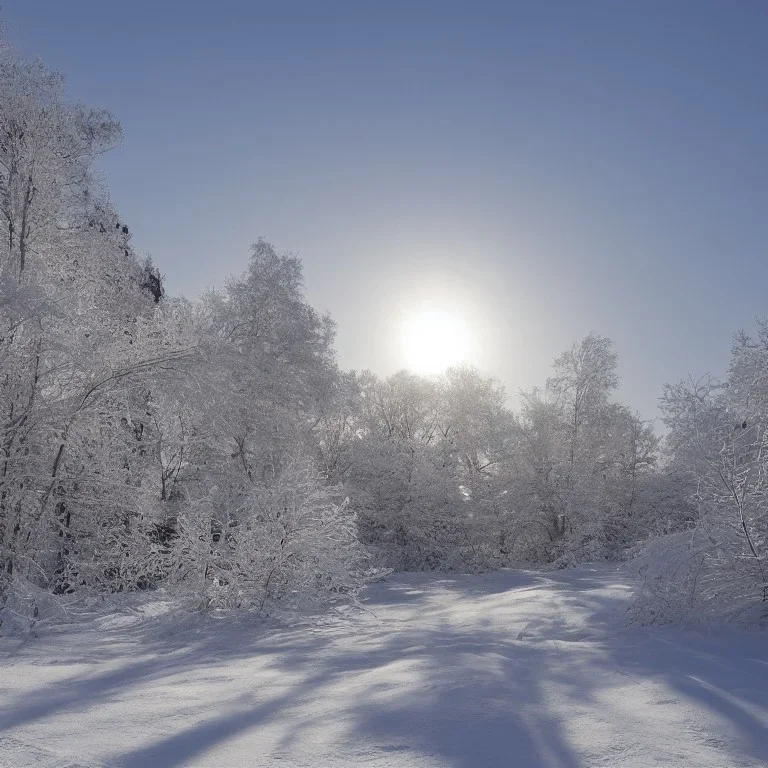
[{"left": 3, "top": 1, "right": 767, "bottom": 422}]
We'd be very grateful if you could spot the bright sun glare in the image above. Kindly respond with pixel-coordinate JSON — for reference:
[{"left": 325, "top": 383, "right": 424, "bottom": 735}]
[{"left": 401, "top": 310, "right": 472, "bottom": 375}]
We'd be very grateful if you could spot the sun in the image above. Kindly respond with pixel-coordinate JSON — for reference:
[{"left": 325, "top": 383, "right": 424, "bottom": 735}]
[{"left": 401, "top": 309, "right": 472, "bottom": 375}]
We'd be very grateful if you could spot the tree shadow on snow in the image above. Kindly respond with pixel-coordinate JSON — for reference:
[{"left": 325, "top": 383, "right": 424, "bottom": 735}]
[
  {"left": 2, "top": 567, "right": 768, "bottom": 767},
  {"left": 110, "top": 618, "right": 585, "bottom": 768}
]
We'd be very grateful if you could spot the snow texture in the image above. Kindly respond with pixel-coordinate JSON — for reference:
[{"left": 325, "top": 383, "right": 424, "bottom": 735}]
[{"left": 2, "top": 565, "right": 768, "bottom": 767}]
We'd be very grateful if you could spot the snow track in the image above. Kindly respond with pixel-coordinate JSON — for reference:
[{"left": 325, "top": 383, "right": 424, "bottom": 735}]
[{"left": 2, "top": 566, "right": 768, "bottom": 767}]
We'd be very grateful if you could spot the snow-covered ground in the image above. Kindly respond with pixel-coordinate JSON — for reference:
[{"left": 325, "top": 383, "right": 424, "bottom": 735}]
[{"left": 2, "top": 565, "right": 768, "bottom": 768}]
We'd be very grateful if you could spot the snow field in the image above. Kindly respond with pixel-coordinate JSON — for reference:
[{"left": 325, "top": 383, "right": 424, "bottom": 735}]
[{"left": 2, "top": 565, "right": 768, "bottom": 767}]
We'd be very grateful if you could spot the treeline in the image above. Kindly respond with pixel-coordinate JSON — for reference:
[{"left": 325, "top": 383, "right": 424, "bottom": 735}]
[
  {"left": 325, "top": 344, "right": 687, "bottom": 572},
  {"left": 1, "top": 34, "right": 764, "bottom": 627}
]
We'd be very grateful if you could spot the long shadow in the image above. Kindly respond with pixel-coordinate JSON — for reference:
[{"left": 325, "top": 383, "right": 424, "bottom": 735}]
[
  {"left": 334, "top": 630, "right": 584, "bottom": 768},
  {"left": 114, "top": 689, "right": 301, "bottom": 768},
  {"left": 3, "top": 566, "right": 768, "bottom": 767},
  {"left": 603, "top": 629, "right": 768, "bottom": 763},
  {"left": 0, "top": 655, "right": 168, "bottom": 733},
  {"left": 0, "top": 571, "right": 624, "bottom": 767},
  {"left": 0, "top": 613, "right": 292, "bottom": 735},
  {"left": 108, "top": 571, "right": 625, "bottom": 767},
  {"left": 110, "top": 617, "right": 585, "bottom": 768}
]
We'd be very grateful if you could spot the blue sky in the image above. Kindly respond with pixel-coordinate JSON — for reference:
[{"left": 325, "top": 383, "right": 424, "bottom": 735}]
[{"left": 3, "top": 1, "right": 767, "bottom": 421}]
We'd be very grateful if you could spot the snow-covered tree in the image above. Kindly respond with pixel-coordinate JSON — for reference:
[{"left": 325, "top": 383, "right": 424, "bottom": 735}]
[
  {"left": 0, "top": 33, "right": 367, "bottom": 625},
  {"left": 631, "top": 326, "right": 768, "bottom": 623}
]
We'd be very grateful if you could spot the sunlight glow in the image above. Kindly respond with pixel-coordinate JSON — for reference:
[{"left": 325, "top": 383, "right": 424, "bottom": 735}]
[{"left": 401, "top": 309, "right": 472, "bottom": 374}]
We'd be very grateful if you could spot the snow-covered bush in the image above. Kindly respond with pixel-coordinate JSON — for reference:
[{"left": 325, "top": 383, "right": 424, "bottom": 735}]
[
  {"left": 168, "top": 457, "right": 366, "bottom": 611},
  {"left": 0, "top": 576, "right": 73, "bottom": 636},
  {"left": 626, "top": 526, "right": 767, "bottom": 626},
  {"left": 627, "top": 326, "right": 768, "bottom": 624}
]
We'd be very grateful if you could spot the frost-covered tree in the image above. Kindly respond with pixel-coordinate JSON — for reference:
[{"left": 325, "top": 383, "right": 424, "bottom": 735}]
[
  {"left": 168, "top": 455, "right": 364, "bottom": 611},
  {"left": 0, "top": 32, "right": 174, "bottom": 599},
  {"left": 0, "top": 35, "right": 122, "bottom": 280},
  {"left": 345, "top": 370, "right": 458, "bottom": 569},
  {"left": 0, "top": 33, "right": 367, "bottom": 625},
  {"left": 492, "top": 336, "right": 664, "bottom": 565},
  {"left": 547, "top": 334, "right": 618, "bottom": 522},
  {"left": 631, "top": 326, "right": 768, "bottom": 623}
]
